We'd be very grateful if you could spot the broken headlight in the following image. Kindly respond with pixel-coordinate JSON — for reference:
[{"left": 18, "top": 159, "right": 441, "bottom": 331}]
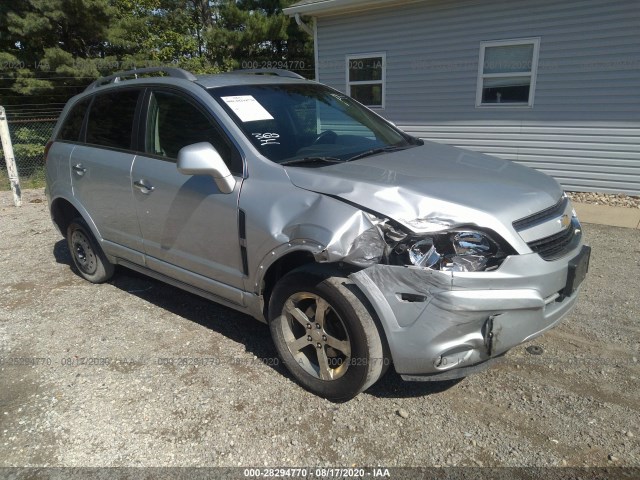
[{"left": 389, "top": 229, "right": 510, "bottom": 272}]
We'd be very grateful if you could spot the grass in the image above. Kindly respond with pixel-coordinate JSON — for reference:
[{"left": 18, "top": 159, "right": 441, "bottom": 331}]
[{"left": 0, "top": 166, "right": 46, "bottom": 191}]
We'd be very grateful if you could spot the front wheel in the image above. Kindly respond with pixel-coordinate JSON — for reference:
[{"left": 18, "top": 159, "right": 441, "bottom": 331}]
[{"left": 268, "top": 267, "right": 387, "bottom": 401}]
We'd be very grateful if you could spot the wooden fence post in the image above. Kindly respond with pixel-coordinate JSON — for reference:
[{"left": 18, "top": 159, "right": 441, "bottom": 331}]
[{"left": 0, "top": 106, "right": 21, "bottom": 207}]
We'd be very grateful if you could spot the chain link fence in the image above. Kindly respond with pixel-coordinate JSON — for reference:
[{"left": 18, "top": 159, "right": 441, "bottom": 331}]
[{"left": 0, "top": 116, "right": 58, "bottom": 190}]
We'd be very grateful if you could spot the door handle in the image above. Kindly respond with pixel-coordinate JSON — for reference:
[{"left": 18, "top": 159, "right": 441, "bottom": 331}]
[
  {"left": 133, "top": 179, "right": 155, "bottom": 194},
  {"left": 72, "top": 164, "right": 86, "bottom": 176}
]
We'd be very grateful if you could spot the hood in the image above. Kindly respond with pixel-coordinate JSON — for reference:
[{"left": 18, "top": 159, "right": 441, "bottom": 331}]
[{"left": 284, "top": 141, "right": 563, "bottom": 232}]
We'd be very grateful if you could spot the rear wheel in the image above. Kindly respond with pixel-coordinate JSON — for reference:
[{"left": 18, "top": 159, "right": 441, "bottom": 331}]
[
  {"left": 268, "top": 266, "right": 387, "bottom": 401},
  {"left": 67, "top": 218, "right": 115, "bottom": 283}
]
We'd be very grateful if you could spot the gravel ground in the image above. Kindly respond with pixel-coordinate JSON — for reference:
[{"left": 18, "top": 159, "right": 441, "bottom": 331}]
[
  {"left": 566, "top": 191, "right": 640, "bottom": 209},
  {"left": 0, "top": 189, "right": 639, "bottom": 469}
]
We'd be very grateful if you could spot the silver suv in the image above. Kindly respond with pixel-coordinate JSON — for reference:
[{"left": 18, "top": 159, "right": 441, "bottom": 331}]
[{"left": 45, "top": 67, "right": 590, "bottom": 401}]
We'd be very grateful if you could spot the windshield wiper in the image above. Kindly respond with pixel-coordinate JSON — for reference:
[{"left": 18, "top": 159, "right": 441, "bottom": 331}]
[
  {"left": 346, "top": 145, "right": 409, "bottom": 162},
  {"left": 280, "top": 156, "right": 345, "bottom": 166}
]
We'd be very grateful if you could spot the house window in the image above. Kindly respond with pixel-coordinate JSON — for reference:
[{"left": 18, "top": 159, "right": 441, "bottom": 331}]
[
  {"left": 476, "top": 38, "right": 540, "bottom": 107},
  {"left": 346, "top": 53, "right": 385, "bottom": 108}
]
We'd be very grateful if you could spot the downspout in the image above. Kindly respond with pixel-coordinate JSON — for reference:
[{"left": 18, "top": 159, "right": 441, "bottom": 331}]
[
  {"left": 293, "top": 13, "right": 318, "bottom": 81},
  {"left": 294, "top": 13, "right": 314, "bottom": 36}
]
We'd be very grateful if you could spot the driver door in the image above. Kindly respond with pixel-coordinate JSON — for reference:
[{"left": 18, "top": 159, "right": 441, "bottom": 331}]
[{"left": 131, "top": 89, "right": 246, "bottom": 304}]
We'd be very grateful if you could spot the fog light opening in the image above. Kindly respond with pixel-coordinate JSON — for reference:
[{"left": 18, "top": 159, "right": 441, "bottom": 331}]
[{"left": 397, "top": 292, "right": 428, "bottom": 303}]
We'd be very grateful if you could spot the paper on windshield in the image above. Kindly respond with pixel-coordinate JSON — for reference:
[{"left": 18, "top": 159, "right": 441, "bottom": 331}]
[{"left": 221, "top": 95, "right": 274, "bottom": 122}]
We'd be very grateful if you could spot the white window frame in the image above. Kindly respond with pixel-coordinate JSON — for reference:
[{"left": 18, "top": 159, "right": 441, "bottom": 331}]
[
  {"left": 475, "top": 37, "right": 540, "bottom": 108},
  {"left": 346, "top": 52, "right": 386, "bottom": 109}
]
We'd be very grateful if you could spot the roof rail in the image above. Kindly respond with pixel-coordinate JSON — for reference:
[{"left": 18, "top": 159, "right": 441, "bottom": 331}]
[
  {"left": 85, "top": 67, "right": 197, "bottom": 91},
  {"left": 229, "top": 69, "right": 305, "bottom": 80}
]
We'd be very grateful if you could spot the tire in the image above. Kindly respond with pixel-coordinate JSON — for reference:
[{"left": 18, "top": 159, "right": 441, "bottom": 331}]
[
  {"left": 268, "top": 266, "right": 387, "bottom": 401},
  {"left": 66, "top": 217, "right": 115, "bottom": 284}
]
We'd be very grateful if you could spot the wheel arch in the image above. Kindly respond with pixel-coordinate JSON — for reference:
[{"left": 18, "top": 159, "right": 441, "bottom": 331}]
[
  {"left": 259, "top": 251, "right": 392, "bottom": 369},
  {"left": 267, "top": 264, "right": 389, "bottom": 399},
  {"left": 259, "top": 249, "right": 317, "bottom": 317},
  {"left": 50, "top": 196, "right": 102, "bottom": 244},
  {"left": 50, "top": 197, "right": 80, "bottom": 237}
]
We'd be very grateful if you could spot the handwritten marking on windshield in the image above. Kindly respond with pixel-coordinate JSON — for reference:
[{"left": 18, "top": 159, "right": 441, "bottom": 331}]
[{"left": 252, "top": 133, "right": 281, "bottom": 146}]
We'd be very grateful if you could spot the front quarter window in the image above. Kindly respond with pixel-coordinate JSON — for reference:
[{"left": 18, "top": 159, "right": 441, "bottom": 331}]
[{"left": 210, "top": 84, "right": 416, "bottom": 164}]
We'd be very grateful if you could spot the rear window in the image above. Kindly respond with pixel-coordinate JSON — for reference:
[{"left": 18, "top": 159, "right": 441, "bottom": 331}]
[
  {"left": 58, "top": 98, "right": 90, "bottom": 142},
  {"left": 85, "top": 90, "right": 140, "bottom": 150}
]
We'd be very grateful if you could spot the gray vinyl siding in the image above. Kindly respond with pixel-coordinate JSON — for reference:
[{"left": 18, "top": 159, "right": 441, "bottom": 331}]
[{"left": 315, "top": 0, "right": 640, "bottom": 194}]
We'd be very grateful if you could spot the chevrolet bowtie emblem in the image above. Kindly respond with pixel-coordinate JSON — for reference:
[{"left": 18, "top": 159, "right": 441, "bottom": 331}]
[{"left": 560, "top": 214, "right": 571, "bottom": 228}]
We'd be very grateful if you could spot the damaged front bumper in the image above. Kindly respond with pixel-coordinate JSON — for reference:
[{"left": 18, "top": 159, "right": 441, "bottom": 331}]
[{"left": 349, "top": 244, "right": 589, "bottom": 380}]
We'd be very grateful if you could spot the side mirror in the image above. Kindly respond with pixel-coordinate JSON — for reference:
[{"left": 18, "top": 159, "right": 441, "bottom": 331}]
[{"left": 177, "top": 142, "right": 236, "bottom": 194}]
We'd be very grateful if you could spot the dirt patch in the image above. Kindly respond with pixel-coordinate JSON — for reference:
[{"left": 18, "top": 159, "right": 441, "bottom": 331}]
[{"left": 0, "top": 188, "right": 638, "bottom": 468}]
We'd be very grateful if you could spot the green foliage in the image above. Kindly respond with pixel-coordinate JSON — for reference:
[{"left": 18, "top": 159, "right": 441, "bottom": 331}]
[
  {"left": 0, "top": 123, "right": 55, "bottom": 177},
  {"left": 24, "top": 166, "right": 47, "bottom": 189},
  {"left": 11, "top": 70, "right": 55, "bottom": 95},
  {"left": 0, "top": 0, "right": 314, "bottom": 105},
  {"left": 14, "top": 125, "right": 50, "bottom": 144},
  {"left": 1, "top": 0, "right": 313, "bottom": 191},
  {"left": 6, "top": 0, "right": 114, "bottom": 62},
  {"left": 0, "top": 166, "right": 47, "bottom": 190},
  {"left": 13, "top": 143, "right": 45, "bottom": 161},
  {"left": 205, "top": 0, "right": 309, "bottom": 71},
  {"left": 0, "top": 168, "right": 8, "bottom": 190}
]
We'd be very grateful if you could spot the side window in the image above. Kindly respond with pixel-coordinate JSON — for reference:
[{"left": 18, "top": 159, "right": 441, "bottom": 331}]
[
  {"left": 146, "top": 91, "right": 242, "bottom": 174},
  {"left": 85, "top": 90, "right": 140, "bottom": 149},
  {"left": 58, "top": 98, "right": 90, "bottom": 142}
]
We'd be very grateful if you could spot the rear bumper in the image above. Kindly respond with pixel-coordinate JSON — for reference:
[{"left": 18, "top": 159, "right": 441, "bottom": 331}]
[{"left": 350, "top": 244, "right": 586, "bottom": 376}]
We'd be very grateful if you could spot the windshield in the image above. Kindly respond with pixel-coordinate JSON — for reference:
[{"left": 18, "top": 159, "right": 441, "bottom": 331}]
[{"left": 209, "top": 83, "right": 417, "bottom": 165}]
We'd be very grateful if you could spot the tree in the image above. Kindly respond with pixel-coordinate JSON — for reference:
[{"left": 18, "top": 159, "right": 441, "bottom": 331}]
[
  {"left": 1, "top": 0, "right": 114, "bottom": 101},
  {"left": 205, "top": 0, "right": 312, "bottom": 76},
  {"left": 0, "top": 0, "right": 313, "bottom": 109}
]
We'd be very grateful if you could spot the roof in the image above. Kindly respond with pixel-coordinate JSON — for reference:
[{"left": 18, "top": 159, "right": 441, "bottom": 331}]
[
  {"left": 195, "top": 73, "right": 310, "bottom": 89},
  {"left": 283, "top": 0, "right": 409, "bottom": 16},
  {"left": 83, "top": 68, "right": 311, "bottom": 93}
]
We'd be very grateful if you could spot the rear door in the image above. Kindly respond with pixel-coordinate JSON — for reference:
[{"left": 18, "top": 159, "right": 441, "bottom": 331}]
[
  {"left": 70, "top": 89, "right": 144, "bottom": 261},
  {"left": 131, "top": 88, "right": 246, "bottom": 302}
]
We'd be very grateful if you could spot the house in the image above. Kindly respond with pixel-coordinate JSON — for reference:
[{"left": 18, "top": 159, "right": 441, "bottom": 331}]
[{"left": 284, "top": 0, "right": 640, "bottom": 195}]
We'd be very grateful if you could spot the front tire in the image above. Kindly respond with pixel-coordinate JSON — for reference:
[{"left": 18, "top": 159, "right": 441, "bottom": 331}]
[
  {"left": 67, "top": 217, "right": 115, "bottom": 284},
  {"left": 268, "top": 266, "right": 386, "bottom": 401}
]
